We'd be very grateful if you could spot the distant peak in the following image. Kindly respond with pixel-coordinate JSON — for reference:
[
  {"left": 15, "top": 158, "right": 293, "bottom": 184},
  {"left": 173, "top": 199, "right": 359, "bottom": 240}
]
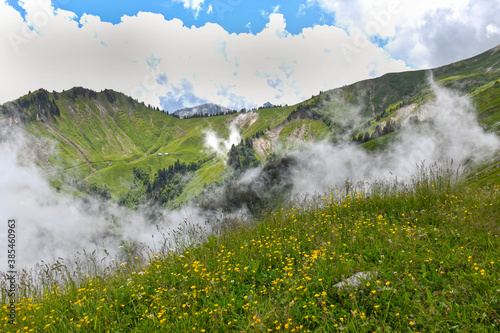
[{"left": 173, "top": 103, "right": 233, "bottom": 118}]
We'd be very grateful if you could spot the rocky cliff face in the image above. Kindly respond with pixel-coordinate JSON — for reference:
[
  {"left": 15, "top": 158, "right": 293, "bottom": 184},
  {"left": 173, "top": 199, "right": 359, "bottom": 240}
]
[{"left": 0, "top": 89, "right": 60, "bottom": 123}]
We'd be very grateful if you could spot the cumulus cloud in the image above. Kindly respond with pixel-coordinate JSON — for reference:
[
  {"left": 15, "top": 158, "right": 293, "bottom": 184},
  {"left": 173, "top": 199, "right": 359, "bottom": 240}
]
[
  {"left": 0, "top": 0, "right": 409, "bottom": 112},
  {"left": 308, "top": 0, "right": 500, "bottom": 68}
]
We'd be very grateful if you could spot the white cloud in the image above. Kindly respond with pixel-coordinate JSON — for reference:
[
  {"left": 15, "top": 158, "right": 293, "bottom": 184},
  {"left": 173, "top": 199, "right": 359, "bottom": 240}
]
[
  {"left": 289, "top": 82, "right": 500, "bottom": 195},
  {"left": 308, "top": 0, "right": 500, "bottom": 68},
  {"left": 203, "top": 122, "right": 242, "bottom": 158},
  {"left": 173, "top": 0, "right": 205, "bottom": 12},
  {"left": 0, "top": 0, "right": 409, "bottom": 112},
  {"left": 172, "top": 0, "right": 206, "bottom": 18},
  {"left": 486, "top": 24, "right": 500, "bottom": 38},
  {"left": 298, "top": 4, "right": 307, "bottom": 16}
]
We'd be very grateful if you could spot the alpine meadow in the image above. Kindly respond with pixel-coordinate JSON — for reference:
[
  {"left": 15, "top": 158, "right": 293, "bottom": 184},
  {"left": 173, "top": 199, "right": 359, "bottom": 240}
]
[{"left": 1, "top": 9, "right": 500, "bottom": 333}]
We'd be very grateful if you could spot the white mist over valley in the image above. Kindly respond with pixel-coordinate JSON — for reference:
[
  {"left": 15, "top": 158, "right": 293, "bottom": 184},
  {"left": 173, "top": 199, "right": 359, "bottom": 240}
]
[{"left": 0, "top": 79, "right": 498, "bottom": 278}]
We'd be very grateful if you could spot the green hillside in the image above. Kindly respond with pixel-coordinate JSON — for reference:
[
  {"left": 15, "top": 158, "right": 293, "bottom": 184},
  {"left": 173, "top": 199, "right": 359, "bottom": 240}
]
[
  {"left": 0, "top": 89, "right": 316, "bottom": 206},
  {"left": 2, "top": 171, "right": 499, "bottom": 332},
  {"left": 1, "top": 44, "right": 500, "bottom": 208},
  {"left": 1, "top": 43, "right": 500, "bottom": 333}
]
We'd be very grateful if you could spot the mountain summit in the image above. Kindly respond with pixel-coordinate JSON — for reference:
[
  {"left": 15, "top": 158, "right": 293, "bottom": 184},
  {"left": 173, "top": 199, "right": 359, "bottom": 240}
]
[{"left": 173, "top": 103, "right": 233, "bottom": 118}]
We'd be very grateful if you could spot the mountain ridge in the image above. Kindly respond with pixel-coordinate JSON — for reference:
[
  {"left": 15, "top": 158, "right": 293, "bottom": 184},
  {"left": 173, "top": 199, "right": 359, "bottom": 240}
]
[
  {"left": 173, "top": 103, "right": 234, "bottom": 118},
  {"left": 1, "top": 44, "right": 500, "bottom": 206}
]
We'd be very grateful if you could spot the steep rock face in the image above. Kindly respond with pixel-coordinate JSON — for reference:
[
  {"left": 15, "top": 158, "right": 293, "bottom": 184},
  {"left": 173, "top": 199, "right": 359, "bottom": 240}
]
[
  {"left": 67, "top": 86, "right": 98, "bottom": 101},
  {"left": 0, "top": 89, "right": 60, "bottom": 123},
  {"left": 286, "top": 106, "right": 319, "bottom": 121},
  {"left": 253, "top": 123, "right": 285, "bottom": 159}
]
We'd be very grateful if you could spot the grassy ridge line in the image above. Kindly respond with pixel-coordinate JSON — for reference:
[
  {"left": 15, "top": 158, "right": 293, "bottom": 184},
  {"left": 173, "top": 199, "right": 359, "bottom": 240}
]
[
  {"left": 2, "top": 43, "right": 498, "bottom": 202},
  {"left": 24, "top": 90, "right": 231, "bottom": 198},
  {"left": 3, "top": 176, "right": 498, "bottom": 332},
  {"left": 45, "top": 93, "right": 312, "bottom": 202},
  {"left": 28, "top": 89, "right": 308, "bottom": 201}
]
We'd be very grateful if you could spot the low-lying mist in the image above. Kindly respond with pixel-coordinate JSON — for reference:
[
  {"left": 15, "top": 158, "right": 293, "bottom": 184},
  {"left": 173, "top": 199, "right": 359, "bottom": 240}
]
[
  {"left": 0, "top": 125, "right": 241, "bottom": 287},
  {"left": 203, "top": 112, "right": 259, "bottom": 158},
  {"left": 0, "top": 81, "right": 498, "bottom": 297},
  {"left": 235, "top": 81, "right": 499, "bottom": 198}
]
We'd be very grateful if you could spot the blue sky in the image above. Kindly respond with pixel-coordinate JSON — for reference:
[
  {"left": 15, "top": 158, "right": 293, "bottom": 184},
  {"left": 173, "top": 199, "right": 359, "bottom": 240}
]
[
  {"left": 6, "top": 0, "right": 332, "bottom": 35},
  {"left": 1, "top": 0, "right": 500, "bottom": 111}
]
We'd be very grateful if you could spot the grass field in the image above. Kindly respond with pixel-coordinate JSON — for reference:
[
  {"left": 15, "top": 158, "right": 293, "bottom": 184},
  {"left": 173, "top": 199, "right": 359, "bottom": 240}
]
[
  {"left": 1, "top": 45, "right": 500, "bottom": 332},
  {"left": 2, "top": 166, "right": 498, "bottom": 332}
]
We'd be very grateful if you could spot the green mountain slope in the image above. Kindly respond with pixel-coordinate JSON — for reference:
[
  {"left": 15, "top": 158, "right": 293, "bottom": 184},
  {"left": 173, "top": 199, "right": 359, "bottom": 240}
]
[
  {"left": 0, "top": 88, "right": 317, "bottom": 205},
  {"left": 2, "top": 45, "right": 500, "bottom": 333},
  {"left": 1, "top": 44, "right": 500, "bottom": 206},
  {"left": 4, "top": 171, "right": 499, "bottom": 331}
]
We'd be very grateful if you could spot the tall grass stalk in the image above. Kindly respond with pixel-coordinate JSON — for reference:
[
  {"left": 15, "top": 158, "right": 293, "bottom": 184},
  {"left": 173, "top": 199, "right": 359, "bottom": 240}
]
[{"left": 1, "top": 164, "right": 498, "bottom": 332}]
